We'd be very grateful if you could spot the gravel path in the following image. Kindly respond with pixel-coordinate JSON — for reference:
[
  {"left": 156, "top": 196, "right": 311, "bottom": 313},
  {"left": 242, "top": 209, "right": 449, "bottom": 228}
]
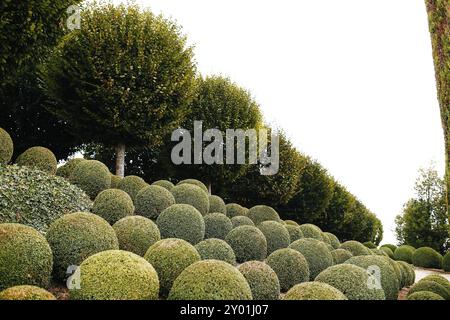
[{"left": 414, "top": 267, "right": 450, "bottom": 283}]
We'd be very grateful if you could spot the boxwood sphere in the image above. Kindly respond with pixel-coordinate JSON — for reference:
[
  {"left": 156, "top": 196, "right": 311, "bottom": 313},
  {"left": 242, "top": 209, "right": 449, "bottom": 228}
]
[
  {"left": 412, "top": 247, "right": 443, "bottom": 269},
  {"left": 380, "top": 244, "right": 397, "bottom": 253},
  {"left": 225, "top": 225, "right": 267, "bottom": 263},
  {"left": 298, "top": 224, "right": 323, "bottom": 240},
  {"left": 156, "top": 204, "right": 205, "bottom": 244},
  {"left": 331, "top": 249, "right": 353, "bottom": 265},
  {"left": 0, "top": 285, "right": 56, "bottom": 300},
  {"left": 0, "top": 223, "right": 53, "bottom": 290},
  {"left": 380, "top": 246, "right": 395, "bottom": 259},
  {"left": 118, "top": 175, "right": 148, "bottom": 201},
  {"left": 168, "top": 260, "right": 252, "bottom": 300},
  {"left": 346, "top": 255, "right": 399, "bottom": 300},
  {"left": 257, "top": 221, "right": 290, "bottom": 255},
  {"left": 237, "top": 261, "right": 280, "bottom": 300},
  {"left": 266, "top": 248, "right": 310, "bottom": 292},
  {"left": 231, "top": 215, "right": 255, "bottom": 228},
  {"left": 56, "top": 158, "right": 86, "bottom": 179},
  {"left": 110, "top": 174, "right": 122, "bottom": 188},
  {"left": 443, "top": 252, "right": 450, "bottom": 272},
  {"left": 315, "top": 264, "right": 385, "bottom": 300},
  {"left": 394, "top": 245, "right": 415, "bottom": 263},
  {"left": 70, "top": 250, "right": 159, "bottom": 300},
  {"left": 323, "top": 232, "right": 340, "bottom": 249},
  {"left": 92, "top": 189, "right": 134, "bottom": 224},
  {"left": 70, "top": 160, "right": 112, "bottom": 199},
  {"left": 46, "top": 212, "right": 119, "bottom": 280},
  {"left": 284, "top": 282, "right": 347, "bottom": 300},
  {"left": 204, "top": 213, "right": 233, "bottom": 240},
  {"left": 0, "top": 128, "right": 13, "bottom": 164},
  {"left": 209, "top": 195, "right": 226, "bottom": 214},
  {"left": 418, "top": 275, "right": 450, "bottom": 297},
  {"left": 135, "top": 185, "right": 175, "bottom": 219},
  {"left": 144, "top": 238, "right": 201, "bottom": 296},
  {"left": 195, "top": 238, "right": 236, "bottom": 265},
  {"left": 397, "top": 261, "right": 415, "bottom": 287},
  {"left": 340, "top": 240, "right": 371, "bottom": 256},
  {"left": 171, "top": 184, "right": 210, "bottom": 215},
  {"left": 247, "top": 205, "right": 280, "bottom": 225},
  {"left": 363, "top": 241, "right": 377, "bottom": 249},
  {"left": 112, "top": 216, "right": 161, "bottom": 256},
  {"left": 16, "top": 146, "right": 57, "bottom": 175},
  {"left": 152, "top": 179, "right": 174, "bottom": 191},
  {"left": 407, "top": 280, "right": 449, "bottom": 300},
  {"left": 284, "top": 220, "right": 299, "bottom": 226},
  {"left": 387, "top": 258, "right": 403, "bottom": 289},
  {"left": 177, "top": 179, "right": 209, "bottom": 193},
  {"left": 407, "top": 291, "right": 445, "bottom": 300},
  {"left": 225, "top": 203, "right": 247, "bottom": 218},
  {"left": 289, "top": 238, "right": 333, "bottom": 280},
  {"left": 285, "top": 225, "right": 304, "bottom": 243}
]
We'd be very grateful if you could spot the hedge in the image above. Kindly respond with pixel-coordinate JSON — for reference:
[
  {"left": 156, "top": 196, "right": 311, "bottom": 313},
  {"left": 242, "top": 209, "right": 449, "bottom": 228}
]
[
  {"left": 418, "top": 275, "right": 450, "bottom": 299},
  {"left": 407, "top": 280, "right": 449, "bottom": 300},
  {"left": 298, "top": 224, "right": 323, "bottom": 240},
  {"left": 0, "top": 285, "right": 56, "bottom": 300},
  {"left": 177, "top": 179, "right": 209, "bottom": 193},
  {"left": 237, "top": 261, "right": 280, "bottom": 300},
  {"left": 394, "top": 245, "right": 415, "bottom": 263},
  {"left": 231, "top": 215, "right": 255, "bottom": 228},
  {"left": 247, "top": 205, "right": 280, "bottom": 225},
  {"left": 171, "top": 184, "right": 210, "bottom": 215},
  {"left": 380, "top": 246, "right": 395, "bottom": 259},
  {"left": 257, "top": 221, "right": 290, "bottom": 254},
  {"left": 340, "top": 240, "right": 371, "bottom": 256},
  {"left": 444, "top": 252, "right": 450, "bottom": 272},
  {"left": 152, "top": 180, "right": 174, "bottom": 191},
  {"left": 209, "top": 195, "right": 226, "bottom": 214},
  {"left": 225, "top": 203, "right": 246, "bottom": 218},
  {"left": 407, "top": 291, "right": 445, "bottom": 300},
  {"left": 204, "top": 213, "right": 233, "bottom": 240},
  {"left": 283, "top": 282, "right": 347, "bottom": 300},
  {"left": 70, "top": 160, "right": 111, "bottom": 199},
  {"left": 134, "top": 185, "right": 175, "bottom": 219},
  {"left": 56, "top": 158, "right": 86, "bottom": 179},
  {"left": 16, "top": 146, "right": 57, "bottom": 175},
  {"left": 118, "top": 175, "right": 148, "bottom": 201},
  {"left": 323, "top": 232, "right": 340, "bottom": 249},
  {"left": 412, "top": 247, "right": 443, "bottom": 269},
  {"left": 92, "top": 188, "right": 134, "bottom": 224},
  {"left": 225, "top": 225, "right": 267, "bottom": 263},
  {"left": 195, "top": 238, "right": 236, "bottom": 265},
  {"left": 331, "top": 249, "right": 353, "bottom": 265},
  {"left": 0, "top": 128, "right": 13, "bottom": 164},
  {"left": 285, "top": 225, "right": 304, "bottom": 243},
  {"left": 289, "top": 238, "right": 333, "bottom": 280}
]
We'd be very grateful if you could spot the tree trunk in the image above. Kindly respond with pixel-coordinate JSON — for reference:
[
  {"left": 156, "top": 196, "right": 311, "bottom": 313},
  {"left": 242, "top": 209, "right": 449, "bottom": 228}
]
[
  {"left": 208, "top": 182, "right": 212, "bottom": 195},
  {"left": 115, "top": 143, "right": 126, "bottom": 177}
]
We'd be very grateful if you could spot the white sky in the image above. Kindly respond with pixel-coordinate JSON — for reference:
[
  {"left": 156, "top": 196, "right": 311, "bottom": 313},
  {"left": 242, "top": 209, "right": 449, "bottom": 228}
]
[{"left": 116, "top": 0, "right": 445, "bottom": 244}]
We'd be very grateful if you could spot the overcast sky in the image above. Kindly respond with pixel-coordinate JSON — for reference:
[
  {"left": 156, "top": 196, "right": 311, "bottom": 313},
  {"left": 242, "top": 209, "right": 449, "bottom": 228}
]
[{"left": 116, "top": 0, "right": 445, "bottom": 244}]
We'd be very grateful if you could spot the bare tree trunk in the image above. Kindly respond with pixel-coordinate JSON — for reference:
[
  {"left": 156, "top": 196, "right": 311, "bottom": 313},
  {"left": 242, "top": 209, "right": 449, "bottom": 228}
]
[
  {"left": 115, "top": 143, "right": 126, "bottom": 177},
  {"left": 208, "top": 182, "right": 212, "bottom": 195}
]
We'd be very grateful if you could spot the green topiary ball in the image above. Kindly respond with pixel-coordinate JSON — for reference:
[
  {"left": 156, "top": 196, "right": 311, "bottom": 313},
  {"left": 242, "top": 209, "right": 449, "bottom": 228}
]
[
  {"left": 315, "top": 264, "right": 385, "bottom": 300},
  {"left": 380, "top": 244, "right": 397, "bottom": 253},
  {"left": 285, "top": 225, "right": 304, "bottom": 243},
  {"left": 70, "top": 250, "right": 159, "bottom": 300},
  {"left": 372, "top": 248, "right": 389, "bottom": 257},
  {"left": 397, "top": 261, "right": 415, "bottom": 287},
  {"left": 380, "top": 246, "right": 395, "bottom": 259},
  {"left": 152, "top": 179, "right": 174, "bottom": 191},
  {"left": 0, "top": 223, "right": 53, "bottom": 290},
  {"left": 177, "top": 179, "right": 209, "bottom": 193},
  {"left": 257, "top": 221, "right": 290, "bottom": 255},
  {"left": 144, "top": 238, "right": 201, "bottom": 296},
  {"left": 110, "top": 174, "right": 122, "bottom": 188},
  {"left": 289, "top": 238, "right": 333, "bottom": 280},
  {"left": 407, "top": 280, "right": 449, "bottom": 300},
  {"left": 225, "top": 225, "right": 267, "bottom": 263},
  {"left": 247, "top": 205, "right": 280, "bottom": 225},
  {"left": 118, "top": 175, "right": 148, "bottom": 201},
  {"left": 92, "top": 189, "right": 134, "bottom": 224},
  {"left": 443, "top": 252, "right": 450, "bottom": 272},
  {"left": 168, "top": 260, "right": 252, "bottom": 300},
  {"left": 394, "top": 245, "right": 415, "bottom": 263},
  {"left": 46, "top": 212, "right": 119, "bottom": 280},
  {"left": 407, "top": 291, "right": 445, "bottom": 300},
  {"left": 0, "top": 285, "right": 56, "bottom": 300},
  {"left": 346, "top": 255, "right": 399, "bottom": 300},
  {"left": 231, "top": 215, "right": 255, "bottom": 228},
  {"left": 387, "top": 258, "right": 403, "bottom": 289},
  {"left": 298, "top": 224, "right": 323, "bottom": 240},
  {"left": 70, "top": 160, "right": 111, "bottom": 199},
  {"left": 56, "top": 158, "right": 86, "bottom": 179},
  {"left": 331, "top": 249, "right": 353, "bottom": 265},
  {"left": 412, "top": 247, "right": 443, "bottom": 269},
  {"left": 204, "top": 213, "right": 233, "bottom": 240},
  {"left": 135, "top": 185, "right": 175, "bottom": 219},
  {"left": 266, "top": 248, "right": 310, "bottom": 292},
  {"left": 209, "top": 195, "right": 226, "bottom": 214},
  {"left": 284, "top": 220, "right": 299, "bottom": 226},
  {"left": 112, "top": 216, "right": 160, "bottom": 256},
  {"left": 283, "top": 282, "right": 347, "bottom": 300},
  {"left": 225, "top": 203, "right": 247, "bottom": 218},
  {"left": 16, "top": 146, "right": 57, "bottom": 175},
  {"left": 340, "top": 240, "right": 371, "bottom": 256},
  {"left": 195, "top": 238, "right": 236, "bottom": 265},
  {"left": 363, "top": 241, "right": 377, "bottom": 249},
  {"left": 323, "top": 232, "right": 340, "bottom": 249},
  {"left": 237, "top": 261, "right": 280, "bottom": 300},
  {"left": 0, "top": 128, "right": 13, "bottom": 164},
  {"left": 418, "top": 275, "right": 450, "bottom": 298},
  {"left": 171, "top": 184, "right": 210, "bottom": 215},
  {"left": 156, "top": 204, "right": 205, "bottom": 244}
]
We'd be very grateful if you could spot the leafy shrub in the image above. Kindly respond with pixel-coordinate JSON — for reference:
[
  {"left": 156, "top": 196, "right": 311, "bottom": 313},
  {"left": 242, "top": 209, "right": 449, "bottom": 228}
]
[
  {"left": 315, "top": 264, "right": 385, "bottom": 300},
  {"left": 323, "top": 232, "right": 340, "bottom": 249},
  {"left": 331, "top": 249, "right": 353, "bottom": 265},
  {"left": 418, "top": 275, "right": 450, "bottom": 298},
  {"left": 371, "top": 248, "right": 389, "bottom": 257},
  {"left": 266, "top": 248, "right": 310, "bottom": 292},
  {"left": 387, "top": 258, "right": 403, "bottom": 289},
  {"left": 156, "top": 204, "right": 205, "bottom": 244},
  {"left": 16, "top": 146, "right": 57, "bottom": 175},
  {"left": 56, "top": 158, "right": 86, "bottom": 179},
  {"left": 225, "top": 203, "right": 246, "bottom": 218},
  {"left": 407, "top": 291, "right": 445, "bottom": 300},
  {"left": 70, "top": 160, "right": 111, "bottom": 199},
  {"left": 237, "top": 261, "right": 280, "bottom": 300},
  {"left": 177, "top": 179, "right": 209, "bottom": 193},
  {"left": 284, "top": 220, "right": 299, "bottom": 226},
  {"left": 144, "top": 238, "right": 201, "bottom": 296},
  {"left": 247, "top": 205, "right": 280, "bottom": 225},
  {"left": 0, "top": 285, "right": 56, "bottom": 300},
  {"left": 283, "top": 282, "right": 347, "bottom": 300},
  {"left": 92, "top": 189, "right": 134, "bottom": 224},
  {"left": 225, "top": 225, "right": 267, "bottom": 263},
  {"left": 380, "top": 246, "right": 394, "bottom": 259},
  {"left": 110, "top": 174, "right": 122, "bottom": 188},
  {"left": 118, "top": 175, "right": 148, "bottom": 201},
  {"left": 363, "top": 241, "right": 377, "bottom": 249},
  {"left": 168, "top": 260, "right": 252, "bottom": 300},
  {"left": 152, "top": 179, "right": 174, "bottom": 191},
  {"left": 195, "top": 238, "right": 236, "bottom": 265},
  {"left": 204, "top": 213, "right": 233, "bottom": 240},
  {"left": 171, "top": 184, "right": 210, "bottom": 215},
  {"left": 289, "top": 238, "right": 333, "bottom": 280},
  {"left": 394, "top": 245, "right": 415, "bottom": 263},
  {"left": 209, "top": 195, "right": 226, "bottom": 214},
  {"left": 444, "top": 252, "right": 450, "bottom": 272},
  {"left": 298, "top": 224, "right": 323, "bottom": 240},
  {"left": 340, "top": 240, "right": 371, "bottom": 256},
  {"left": 231, "top": 215, "right": 254, "bottom": 228},
  {"left": 0, "top": 128, "right": 13, "bottom": 164},
  {"left": 346, "top": 255, "right": 399, "bottom": 300},
  {"left": 258, "top": 221, "right": 290, "bottom": 255},
  {"left": 380, "top": 244, "right": 397, "bottom": 253},
  {"left": 407, "top": 280, "right": 449, "bottom": 300},
  {"left": 412, "top": 247, "right": 443, "bottom": 269},
  {"left": 0, "top": 223, "right": 53, "bottom": 290},
  {"left": 135, "top": 185, "right": 175, "bottom": 219},
  {"left": 0, "top": 165, "right": 92, "bottom": 232},
  {"left": 397, "top": 261, "right": 415, "bottom": 287},
  {"left": 285, "top": 225, "right": 303, "bottom": 243},
  {"left": 70, "top": 250, "right": 159, "bottom": 300},
  {"left": 112, "top": 216, "right": 160, "bottom": 256},
  {"left": 46, "top": 212, "right": 119, "bottom": 280}
]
